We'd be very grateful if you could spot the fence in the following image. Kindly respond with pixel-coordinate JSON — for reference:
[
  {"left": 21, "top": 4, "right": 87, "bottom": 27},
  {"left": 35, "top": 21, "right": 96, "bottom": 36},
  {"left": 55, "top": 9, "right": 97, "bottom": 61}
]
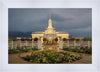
[
  {"left": 63, "top": 40, "right": 92, "bottom": 48},
  {"left": 8, "top": 40, "right": 92, "bottom": 49},
  {"left": 8, "top": 41, "right": 38, "bottom": 49}
]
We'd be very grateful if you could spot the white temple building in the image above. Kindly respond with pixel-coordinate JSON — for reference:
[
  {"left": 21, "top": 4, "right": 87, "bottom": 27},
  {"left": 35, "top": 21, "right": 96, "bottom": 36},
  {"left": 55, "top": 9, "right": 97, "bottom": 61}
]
[{"left": 31, "top": 14, "right": 69, "bottom": 43}]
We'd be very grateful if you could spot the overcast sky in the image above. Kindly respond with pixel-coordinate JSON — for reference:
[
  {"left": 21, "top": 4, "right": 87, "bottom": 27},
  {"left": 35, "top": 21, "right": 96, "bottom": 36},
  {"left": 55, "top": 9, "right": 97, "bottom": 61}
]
[{"left": 9, "top": 8, "right": 92, "bottom": 37}]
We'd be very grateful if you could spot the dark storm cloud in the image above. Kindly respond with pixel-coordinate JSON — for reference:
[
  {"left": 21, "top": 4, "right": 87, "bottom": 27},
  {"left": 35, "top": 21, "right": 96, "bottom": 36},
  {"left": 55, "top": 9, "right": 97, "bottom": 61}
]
[{"left": 9, "top": 8, "right": 92, "bottom": 37}]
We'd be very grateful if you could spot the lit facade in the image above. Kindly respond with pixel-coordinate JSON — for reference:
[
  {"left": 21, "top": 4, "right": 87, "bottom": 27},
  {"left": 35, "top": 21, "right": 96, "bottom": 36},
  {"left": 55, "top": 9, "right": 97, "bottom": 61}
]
[{"left": 31, "top": 14, "right": 69, "bottom": 43}]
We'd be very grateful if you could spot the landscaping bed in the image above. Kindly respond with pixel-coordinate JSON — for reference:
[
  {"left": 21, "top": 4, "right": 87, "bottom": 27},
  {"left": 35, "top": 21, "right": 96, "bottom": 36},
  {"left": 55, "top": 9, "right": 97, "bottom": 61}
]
[
  {"left": 23, "top": 51, "right": 81, "bottom": 63},
  {"left": 8, "top": 47, "right": 38, "bottom": 54},
  {"left": 63, "top": 47, "right": 92, "bottom": 54}
]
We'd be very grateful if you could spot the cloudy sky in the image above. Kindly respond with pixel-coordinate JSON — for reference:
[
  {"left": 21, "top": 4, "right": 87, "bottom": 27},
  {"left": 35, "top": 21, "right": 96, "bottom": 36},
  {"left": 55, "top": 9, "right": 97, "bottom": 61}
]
[{"left": 9, "top": 8, "right": 92, "bottom": 37}]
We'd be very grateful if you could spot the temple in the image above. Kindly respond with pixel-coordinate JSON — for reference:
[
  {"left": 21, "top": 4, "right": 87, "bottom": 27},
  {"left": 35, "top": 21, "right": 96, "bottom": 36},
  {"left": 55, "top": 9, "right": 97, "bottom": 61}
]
[{"left": 31, "top": 13, "right": 69, "bottom": 43}]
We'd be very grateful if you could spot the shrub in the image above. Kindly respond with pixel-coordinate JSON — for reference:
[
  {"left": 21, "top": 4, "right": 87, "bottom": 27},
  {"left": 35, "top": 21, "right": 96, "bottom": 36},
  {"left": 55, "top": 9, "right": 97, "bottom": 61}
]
[
  {"left": 43, "top": 38, "right": 47, "bottom": 41},
  {"left": 8, "top": 49, "right": 19, "bottom": 53},
  {"left": 63, "top": 47, "right": 92, "bottom": 54},
  {"left": 83, "top": 37, "right": 92, "bottom": 41},
  {"left": 21, "top": 38, "right": 25, "bottom": 41},
  {"left": 25, "top": 38, "right": 31, "bottom": 41},
  {"left": 55, "top": 38, "right": 58, "bottom": 41},
  {"left": 63, "top": 38, "right": 67, "bottom": 41},
  {"left": 8, "top": 47, "right": 38, "bottom": 54},
  {"left": 69, "top": 38, "right": 75, "bottom": 41},
  {"left": 34, "top": 38, "right": 38, "bottom": 41}
]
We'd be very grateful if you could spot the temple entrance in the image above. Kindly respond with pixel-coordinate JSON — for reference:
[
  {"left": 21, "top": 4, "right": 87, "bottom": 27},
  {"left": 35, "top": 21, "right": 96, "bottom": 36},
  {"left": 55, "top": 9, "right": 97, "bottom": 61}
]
[
  {"left": 48, "top": 40, "right": 52, "bottom": 44},
  {"left": 49, "top": 36, "right": 52, "bottom": 40},
  {"left": 48, "top": 36, "right": 52, "bottom": 44}
]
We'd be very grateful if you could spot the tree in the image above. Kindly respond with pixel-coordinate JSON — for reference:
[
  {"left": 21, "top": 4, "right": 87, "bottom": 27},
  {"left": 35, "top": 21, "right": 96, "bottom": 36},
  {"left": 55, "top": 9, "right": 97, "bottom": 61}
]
[
  {"left": 69, "top": 38, "right": 75, "bottom": 41},
  {"left": 13, "top": 39, "right": 17, "bottom": 41},
  {"left": 24, "top": 38, "right": 31, "bottom": 41},
  {"left": 63, "top": 38, "right": 67, "bottom": 41},
  {"left": 43, "top": 38, "right": 47, "bottom": 41},
  {"left": 55, "top": 38, "right": 58, "bottom": 41},
  {"left": 76, "top": 39, "right": 80, "bottom": 41},
  {"left": 21, "top": 38, "right": 25, "bottom": 41},
  {"left": 83, "top": 37, "right": 92, "bottom": 41},
  {"left": 34, "top": 37, "right": 38, "bottom": 41}
]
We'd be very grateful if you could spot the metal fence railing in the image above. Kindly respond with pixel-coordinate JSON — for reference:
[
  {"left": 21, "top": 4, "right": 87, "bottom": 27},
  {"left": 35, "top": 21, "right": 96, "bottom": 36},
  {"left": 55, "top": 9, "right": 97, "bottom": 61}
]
[
  {"left": 63, "top": 40, "right": 92, "bottom": 48},
  {"left": 8, "top": 40, "right": 92, "bottom": 49},
  {"left": 8, "top": 41, "right": 38, "bottom": 49}
]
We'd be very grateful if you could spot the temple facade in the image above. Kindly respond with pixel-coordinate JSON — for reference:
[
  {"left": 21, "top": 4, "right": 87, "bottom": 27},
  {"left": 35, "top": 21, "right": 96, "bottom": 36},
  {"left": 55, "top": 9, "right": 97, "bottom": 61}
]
[{"left": 31, "top": 14, "right": 69, "bottom": 43}]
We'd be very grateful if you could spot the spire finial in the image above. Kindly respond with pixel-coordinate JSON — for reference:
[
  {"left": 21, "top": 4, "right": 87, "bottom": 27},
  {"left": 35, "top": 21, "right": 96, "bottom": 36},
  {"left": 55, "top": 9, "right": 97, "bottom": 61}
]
[
  {"left": 48, "top": 13, "right": 53, "bottom": 28},
  {"left": 49, "top": 13, "right": 51, "bottom": 19}
]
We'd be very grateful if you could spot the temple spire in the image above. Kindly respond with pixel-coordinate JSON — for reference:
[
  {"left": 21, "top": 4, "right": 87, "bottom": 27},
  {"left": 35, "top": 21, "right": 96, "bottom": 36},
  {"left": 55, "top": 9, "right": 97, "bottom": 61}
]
[
  {"left": 49, "top": 13, "right": 51, "bottom": 19},
  {"left": 48, "top": 13, "right": 53, "bottom": 28}
]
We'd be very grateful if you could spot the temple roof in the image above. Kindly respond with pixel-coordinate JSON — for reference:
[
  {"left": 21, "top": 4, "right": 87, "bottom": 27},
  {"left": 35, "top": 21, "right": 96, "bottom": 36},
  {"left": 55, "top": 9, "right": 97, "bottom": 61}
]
[
  {"left": 32, "top": 32, "right": 44, "bottom": 34},
  {"left": 32, "top": 32, "right": 69, "bottom": 34},
  {"left": 56, "top": 32, "right": 69, "bottom": 34}
]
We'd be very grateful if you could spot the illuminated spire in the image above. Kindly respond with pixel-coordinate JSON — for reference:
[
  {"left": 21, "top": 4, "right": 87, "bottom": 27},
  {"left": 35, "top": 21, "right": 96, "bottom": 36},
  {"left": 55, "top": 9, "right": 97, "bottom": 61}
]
[{"left": 48, "top": 13, "right": 53, "bottom": 28}]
